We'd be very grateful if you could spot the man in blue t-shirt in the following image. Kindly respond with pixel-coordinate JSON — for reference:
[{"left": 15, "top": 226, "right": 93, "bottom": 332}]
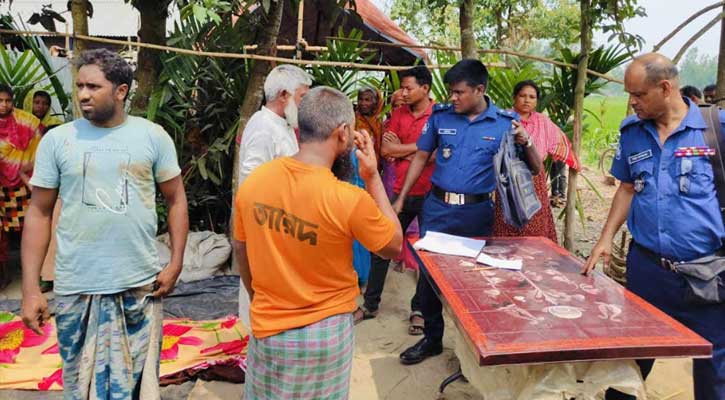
[{"left": 20, "top": 49, "right": 189, "bottom": 399}]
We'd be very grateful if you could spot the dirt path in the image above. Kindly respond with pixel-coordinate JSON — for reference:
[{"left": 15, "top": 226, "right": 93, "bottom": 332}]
[
  {"left": 344, "top": 167, "right": 693, "bottom": 400},
  {"left": 0, "top": 168, "right": 695, "bottom": 399}
]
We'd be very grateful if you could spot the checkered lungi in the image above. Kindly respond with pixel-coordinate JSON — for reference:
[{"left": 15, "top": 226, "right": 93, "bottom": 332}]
[
  {"left": 244, "top": 313, "right": 354, "bottom": 400},
  {"left": 0, "top": 185, "right": 30, "bottom": 232}
]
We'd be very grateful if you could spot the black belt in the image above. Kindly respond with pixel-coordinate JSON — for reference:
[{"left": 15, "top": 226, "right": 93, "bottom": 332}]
[
  {"left": 431, "top": 185, "right": 493, "bottom": 205},
  {"left": 632, "top": 242, "right": 724, "bottom": 272}
]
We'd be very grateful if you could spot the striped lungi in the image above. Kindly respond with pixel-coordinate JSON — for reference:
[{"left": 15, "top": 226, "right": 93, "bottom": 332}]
[
  {"left": 244, "top": 313, "right": 354, "bottom": 400},
  {"left": 55, "top": 283, "right": 162, "bottom": 400}
]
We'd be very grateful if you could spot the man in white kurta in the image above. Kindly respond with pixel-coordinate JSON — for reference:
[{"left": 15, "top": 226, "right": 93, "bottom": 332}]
[{"left": 236, "top": 64, "right": 312, "bottom": 326}]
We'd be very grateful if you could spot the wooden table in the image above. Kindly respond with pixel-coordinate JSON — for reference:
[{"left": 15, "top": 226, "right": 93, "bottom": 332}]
[{"left": 410, "top": 236, "right": 711, "bottom": 393}]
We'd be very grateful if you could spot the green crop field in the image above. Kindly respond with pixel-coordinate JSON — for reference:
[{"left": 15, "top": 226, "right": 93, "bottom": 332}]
[{"left": 581, "top": 95, "right": 629, "bottom": 166}]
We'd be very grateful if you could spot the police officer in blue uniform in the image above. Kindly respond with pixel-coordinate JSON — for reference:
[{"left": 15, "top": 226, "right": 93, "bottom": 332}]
[
  {"left": 393, "top": 59, "right": 543, "bottom": 365},
  {"left": 584, "top": 53, "right": 725, "bottom": 400}
]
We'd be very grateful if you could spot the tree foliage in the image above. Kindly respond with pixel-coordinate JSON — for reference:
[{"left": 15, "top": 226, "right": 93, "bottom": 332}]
[
  {"left": 678, "top": 47, "right": 718, "bottom": 91},
  {"left": 390, "top": 0, "right": 581, "bottom": 51},
  {"left": 145, "top": 6, "right": 263, "bottom": 232}
]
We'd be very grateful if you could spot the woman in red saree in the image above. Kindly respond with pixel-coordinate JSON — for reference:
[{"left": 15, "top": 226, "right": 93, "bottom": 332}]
[
  {"left": 0, "top": 84, "right": 42, "bottom": 287},
  {"left": 493, "top": 80, "right": 580, "bottom": 242}
]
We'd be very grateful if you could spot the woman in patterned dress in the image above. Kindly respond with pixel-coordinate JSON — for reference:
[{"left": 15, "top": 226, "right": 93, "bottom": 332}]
[{"left": 493, "top": 80, "right": 581, "bottom": 242}]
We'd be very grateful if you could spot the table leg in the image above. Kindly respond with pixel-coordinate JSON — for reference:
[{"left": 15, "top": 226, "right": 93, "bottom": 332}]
[{"left": 438, "top": 368, "right": 464, "bottom": 394}]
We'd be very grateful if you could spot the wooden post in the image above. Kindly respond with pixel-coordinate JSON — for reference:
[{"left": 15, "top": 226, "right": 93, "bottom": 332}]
[
  {"left": 296, "top": 0, "right": 304, "bottom": 59},
  {"left": 564, "top": 0, "right": 591, "bottom": 251},
  {"left": 64, "top": 23, "right": 70, "bottom": 51}
]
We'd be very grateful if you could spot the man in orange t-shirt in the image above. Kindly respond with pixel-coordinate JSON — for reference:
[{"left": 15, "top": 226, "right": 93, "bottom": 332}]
[{"left": 233, "top": 86, "right": 402, "bottom": 400}]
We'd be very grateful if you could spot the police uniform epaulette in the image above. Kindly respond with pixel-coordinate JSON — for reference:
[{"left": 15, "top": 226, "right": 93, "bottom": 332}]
[
  {"left": 496, "top": 109, "right": 517, "bottom": 119},
  {"left": 619, "top": 114, "right": 641, "bottom": 131},
  {"left": 432, "top": 103, "right": 453, "bottom": 113}
]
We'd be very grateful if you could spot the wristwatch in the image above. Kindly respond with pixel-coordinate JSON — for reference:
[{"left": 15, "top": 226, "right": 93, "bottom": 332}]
[{"left": 525, "top": 137, "right": 533, "bottom": 148}]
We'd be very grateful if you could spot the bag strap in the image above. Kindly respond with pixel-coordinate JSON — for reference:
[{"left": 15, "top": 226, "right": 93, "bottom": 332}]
[{"left": 700, "top": 105, "right": 725, "bottom": 224}]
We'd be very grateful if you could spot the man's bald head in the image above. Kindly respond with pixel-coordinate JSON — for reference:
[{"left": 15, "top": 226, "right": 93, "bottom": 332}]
[
  {"left": 624, "top": 53, "right": 687, "bottom": 121},
  {"left": 627, "top": 53, "right": 679, "bottom": 86}
]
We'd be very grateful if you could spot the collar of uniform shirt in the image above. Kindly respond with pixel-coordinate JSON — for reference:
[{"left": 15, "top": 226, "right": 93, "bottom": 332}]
[
  {"left": 457, "top": 96, "right": 503, "bottom": 123},
  {"left": 634, "top": 97, "right": 707, "bottom": 133}
]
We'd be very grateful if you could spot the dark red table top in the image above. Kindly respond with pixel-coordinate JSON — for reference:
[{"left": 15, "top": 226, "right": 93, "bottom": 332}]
[{"left": 411, "top": 236, "right": 712, "bottom": 366}]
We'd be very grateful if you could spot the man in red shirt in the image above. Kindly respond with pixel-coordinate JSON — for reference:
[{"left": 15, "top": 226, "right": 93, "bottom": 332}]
[{"left": 354, "top": 66, "right": 435, "bottom": 335}]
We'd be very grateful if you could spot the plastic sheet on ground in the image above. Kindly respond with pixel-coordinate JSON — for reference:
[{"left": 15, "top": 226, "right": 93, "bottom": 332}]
[
  {"left": 454, "top": 329, "right": 646, "bottom": 400},
  {"left": 157, "top": 231, "right": 232, "bottom": 283}
]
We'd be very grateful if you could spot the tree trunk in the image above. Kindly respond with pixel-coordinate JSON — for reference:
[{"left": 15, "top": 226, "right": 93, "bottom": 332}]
[
  {"left": 459, "top": 0, "right": 477, "bottom": 59},
  {"left": 231, "top": 0, "right": 284, "bottom": 194},
  {"left": 230, "top": 0, "right": 284, "bottom": 278},
  {"left": 717, "top": 3, "right": 725, "bottom": 106},
  {"left": 315, "top": 0, "right": 342, "bottom": 44},
  {"left": 70, "top": 0, "right": 90, "bottom": 118},
  {"left": 70, "top": 0, "right": 89, "bottom": 55},
  {"left": 563, "top": 0, "right": 591, "bottom": 251},
  {"left": 130, "top": 0, "right": 171, "bottom": 115}
]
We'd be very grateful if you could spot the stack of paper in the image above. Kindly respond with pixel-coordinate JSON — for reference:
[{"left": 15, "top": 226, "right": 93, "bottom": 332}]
[
  {"left": 412, "top": 231, "right": 485, "bottom": 258},
  {"left": 476, "top": 252, "right": 523, "bottom": 270}
]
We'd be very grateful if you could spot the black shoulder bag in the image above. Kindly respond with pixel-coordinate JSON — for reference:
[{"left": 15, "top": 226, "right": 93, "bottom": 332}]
[
  {"left": 493, "top": 128, "right": 541, "bottom": 229},
  {"left": 672, "top": 105, "right": 725, "bottom": 304}
]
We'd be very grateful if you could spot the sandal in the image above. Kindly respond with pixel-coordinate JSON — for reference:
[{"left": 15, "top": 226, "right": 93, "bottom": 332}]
[
  {"left": 353, "top": 306, "right": 378, "bottom": 325},
  {"left": 408, "top": 311, "right": 424, "bottom": 336},
  {"left": 550, "top": 195, "right": 565, "bottom": 208}
]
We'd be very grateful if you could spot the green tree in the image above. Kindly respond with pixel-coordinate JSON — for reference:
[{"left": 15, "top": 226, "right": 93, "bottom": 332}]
[
  {"left": 678, "top": 47, "right": 718, "bottom": 91},
  {"left": 562, "top": 0, "right": 644, "bottom": 251},
  {"left": 390, "top": 0, "right": 581, "bottom": 51}
]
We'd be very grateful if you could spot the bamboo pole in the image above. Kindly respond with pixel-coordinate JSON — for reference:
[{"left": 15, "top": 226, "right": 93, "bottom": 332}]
[
  {"left": 296, "top": 0, "right": 304, "bottom": 59},
  {"left": 242, "top": 44, "right": 327, "bottom": 52},
  {"left": 653, "top": 1, "right": 725, "bottom": 51},
  {"left": 673, "top": 12, "right": 725, "bottom": 63},
  {"left": 326, "top": 36, "right": 624, "bottom": 84},
  {"left": 0, "top": 29, "right": 505, "bottom": 70},
  {"left": 480, "top": 49, "right": 621, "bottom": 83},
  {"left": 326, "top": 36, "right": 460, "bottom": 51}
]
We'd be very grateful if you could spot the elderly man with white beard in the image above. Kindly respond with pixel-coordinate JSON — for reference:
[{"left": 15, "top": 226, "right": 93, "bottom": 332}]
[
  {"left": 237, "top": 64, "right": 312, "bottom": 183},
  {"left": 236, "top": 64, "right": 312, "bottom": 327}
]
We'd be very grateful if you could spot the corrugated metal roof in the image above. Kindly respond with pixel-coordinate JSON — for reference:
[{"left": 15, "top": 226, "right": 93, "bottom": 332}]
[
  {"left": 350, "top": 0, "right": 425, "bottom": 59},
  {"left": 1, "top": 0, "right": 177, "bottom": 37}
]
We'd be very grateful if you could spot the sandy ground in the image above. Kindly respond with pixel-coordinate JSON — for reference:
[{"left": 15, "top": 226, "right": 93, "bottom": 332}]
[{"left": 0, "top": 169, "right": 695, "bottom": 399}]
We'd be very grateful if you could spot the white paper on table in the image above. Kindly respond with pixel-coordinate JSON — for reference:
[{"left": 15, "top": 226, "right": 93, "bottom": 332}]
[
  {"left": 412, "top": 231, "right": 486, "bottom": 258},
  {"left": 476, "top": 252, "right": 523, "bottom": 270}
]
